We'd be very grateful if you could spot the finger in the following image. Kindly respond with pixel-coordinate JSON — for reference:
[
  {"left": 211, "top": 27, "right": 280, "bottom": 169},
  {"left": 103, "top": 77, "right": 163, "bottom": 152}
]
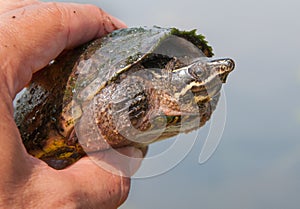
[
  {"left": 62, "top": 147, "right": 143, "bottom": 208},
  {"left": 0, "top": 2, "right": 126, "bottom": 99},
  {"left": 88, "top": 146, "right": 144, "bottom": 177},
  {"left": 0, "top": 0, "right": 39, "bottom": 14}
]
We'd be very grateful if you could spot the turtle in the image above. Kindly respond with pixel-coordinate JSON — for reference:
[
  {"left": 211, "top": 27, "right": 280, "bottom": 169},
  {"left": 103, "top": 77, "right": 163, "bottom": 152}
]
[{"left": 14, "top": 26, "right": 235, "bottom": 169}]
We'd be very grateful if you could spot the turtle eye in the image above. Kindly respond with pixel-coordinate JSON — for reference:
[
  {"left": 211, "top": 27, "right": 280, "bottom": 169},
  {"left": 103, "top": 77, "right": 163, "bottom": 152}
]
[{"left": 188, "top": 62, "right": 208, "bottom": 81}]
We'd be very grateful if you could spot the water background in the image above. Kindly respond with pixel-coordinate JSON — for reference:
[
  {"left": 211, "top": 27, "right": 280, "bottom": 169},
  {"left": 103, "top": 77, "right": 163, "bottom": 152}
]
[{"left": 44, "top": 0, "right": 300, "bottom": 208}]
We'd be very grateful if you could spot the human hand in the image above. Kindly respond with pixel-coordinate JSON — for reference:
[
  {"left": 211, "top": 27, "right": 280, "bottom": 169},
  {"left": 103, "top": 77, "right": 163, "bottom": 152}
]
[{"left": 0, "top": 1, "right": 143, "bottom": 208}]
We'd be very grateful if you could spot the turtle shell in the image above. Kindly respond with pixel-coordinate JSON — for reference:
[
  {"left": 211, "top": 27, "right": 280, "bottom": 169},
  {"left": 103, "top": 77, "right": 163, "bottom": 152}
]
[
  {"left": 14, "top": 26, "right": 215, "bottom": 169},
  {"left": 73, "top": 26, "right": 213, "bottom": 103}
]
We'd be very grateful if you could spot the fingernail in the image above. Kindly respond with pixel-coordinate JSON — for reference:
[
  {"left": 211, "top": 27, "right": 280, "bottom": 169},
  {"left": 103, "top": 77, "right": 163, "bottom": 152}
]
[{"left": 107, "top": 13, "right": 127, "bottom": 29}]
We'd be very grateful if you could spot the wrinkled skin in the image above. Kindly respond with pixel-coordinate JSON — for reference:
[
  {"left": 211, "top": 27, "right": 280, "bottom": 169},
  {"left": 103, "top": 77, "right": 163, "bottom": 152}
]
[{"left": 0, "top": 1, "right": 142, "bottom": 208}]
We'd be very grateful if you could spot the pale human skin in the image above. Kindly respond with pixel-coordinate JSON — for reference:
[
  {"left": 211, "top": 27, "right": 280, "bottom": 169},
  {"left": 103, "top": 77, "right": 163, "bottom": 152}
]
[{"left": 0, "top": 0, "right": 143, "bottom": 208}]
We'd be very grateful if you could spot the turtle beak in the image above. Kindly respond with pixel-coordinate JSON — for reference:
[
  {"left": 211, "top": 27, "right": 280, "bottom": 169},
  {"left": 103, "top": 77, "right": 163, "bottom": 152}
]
[{"left": 206, "top": 58, "right": 235, "bottom": 83}]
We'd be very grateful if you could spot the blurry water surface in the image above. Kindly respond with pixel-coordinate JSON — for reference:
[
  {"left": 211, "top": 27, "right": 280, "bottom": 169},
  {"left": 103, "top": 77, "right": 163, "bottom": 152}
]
[{"left": 45, "top": 0, "right": 300, "bottom": 208}]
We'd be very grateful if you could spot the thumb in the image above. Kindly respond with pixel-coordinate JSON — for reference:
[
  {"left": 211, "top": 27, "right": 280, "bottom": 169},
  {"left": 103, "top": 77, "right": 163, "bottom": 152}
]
[{"left": 0, "top": 2, "right": 126, "bottom": 100}]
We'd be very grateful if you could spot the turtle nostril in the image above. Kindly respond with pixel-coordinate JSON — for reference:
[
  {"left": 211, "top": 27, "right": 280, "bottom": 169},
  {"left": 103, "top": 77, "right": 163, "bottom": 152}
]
[{"left": 227, "top": 59, "right": 235, "bottom": 71}]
